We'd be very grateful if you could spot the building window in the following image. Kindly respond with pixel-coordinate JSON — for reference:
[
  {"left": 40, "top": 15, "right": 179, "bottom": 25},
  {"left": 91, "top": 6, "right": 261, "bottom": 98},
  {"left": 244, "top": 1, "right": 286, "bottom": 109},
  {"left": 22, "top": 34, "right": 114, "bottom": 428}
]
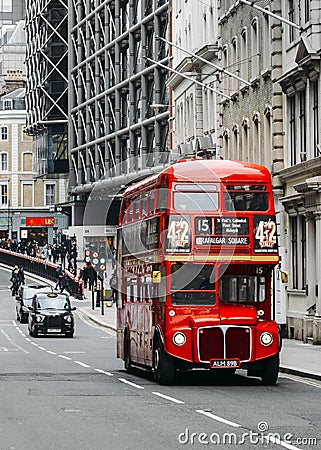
[
  {"left": 299, "top": 90, "right": 306, "bottom": 161},
  {"left": 45, "top": 184, "right": 55, "bottom": 206},
  {"left": 232, "top": 125, "right": 239, "bottom": 160},
  {"left": 231, "top": 37, "right": 238, "bottom": 92},
  {"left": 3, "top": 99, "right": 12, "bottom": 110},
  {"left": 0, "top": 152, "right": 8, "bottom": 171},
  {"left": 264, "top": 107, "right": 272, "bottom": 170},
  {"left": 242, "top": 119, "right": 249, "bottom": 162},
  {"left": 0, "top": 184, "right": 8, "bottom": 205},
  {"left": 304, "top": 0, "right": 310, "bottom": 23},
  {"left": 262, "top": 11, "right": 271, "bottom": 70},
  {"left": 290, "top": 216, "right": 298, "bottom": 289},
  {"left": 301, "top": 215, "right": 306, "bottom": 290},
  {"left": 240, "top": 28, "right": 248, "bottom": 83},
  {"left": 288, "top": 0, "right": 295, "bottom": 43},
  {"left": 251, "top": 18, "right": 259, "bottom": 79},
  {"left": 252, "top": 112, "right": 260, "bottom": 164},
  {"left": 0, "top": 0, "right": 12, "bottom": 13},
  {"left": 312, "top": 81, "right": 319, "bottom": 158},
  {"left": 289, "top": 96, "right": 296, "bottom": 165},
  {"left": 0, "top": 126, "right": 8, "bottom": 140}
]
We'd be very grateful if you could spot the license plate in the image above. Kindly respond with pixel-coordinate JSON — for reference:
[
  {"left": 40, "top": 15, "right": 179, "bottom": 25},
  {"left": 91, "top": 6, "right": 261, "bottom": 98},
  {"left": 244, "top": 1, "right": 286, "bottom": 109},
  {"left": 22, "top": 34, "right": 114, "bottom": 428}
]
[
  {"left": 210, "top": 359, "right": 240, "bottom": 368},
  {"left": 47, "top": 328, "right": 61, "bottom": 332}
]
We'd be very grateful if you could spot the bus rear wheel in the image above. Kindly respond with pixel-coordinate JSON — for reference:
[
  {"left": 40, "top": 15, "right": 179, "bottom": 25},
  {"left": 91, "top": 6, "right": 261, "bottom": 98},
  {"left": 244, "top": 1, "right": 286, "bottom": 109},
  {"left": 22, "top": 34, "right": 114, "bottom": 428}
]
[
  {"left": 153, "top": 345, "right": 175, "bottom": 385},
  {"left": 124, "top": 334, "right": 134, "bottom": 374},
  {"left": 261, "top": 354, "right": 279, "bottom": 385}
]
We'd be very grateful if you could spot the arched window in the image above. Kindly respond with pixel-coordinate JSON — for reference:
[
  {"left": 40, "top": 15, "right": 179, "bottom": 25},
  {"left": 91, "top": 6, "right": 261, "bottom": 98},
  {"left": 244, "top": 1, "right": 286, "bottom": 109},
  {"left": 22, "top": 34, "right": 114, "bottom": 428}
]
[
  {"left": 240, "top": 27, "right": 248, "bottom": 83},
  {"left": 252, "top": 111, "right": 261, "bottom": 164},
  {"left": 251, "top": 18, "right": 259, "bottom": 79},
  {"left": 242, "top": 118, "right": 250, "bottom": 162}
]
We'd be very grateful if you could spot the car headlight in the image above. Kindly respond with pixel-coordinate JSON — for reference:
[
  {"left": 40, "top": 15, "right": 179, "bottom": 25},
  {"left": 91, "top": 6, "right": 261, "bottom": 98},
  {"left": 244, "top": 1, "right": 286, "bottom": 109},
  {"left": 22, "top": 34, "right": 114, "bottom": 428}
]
[
  {"left": 36, "top": 315, "right": 44, "bottom": 323},
  {"left": 64, "top": 315, "right": 73, "bottom": 323},
  {"left": 172, "top": 332, "right": 186, "bottom": 346},
  {"left": 260, "top": 332, "right": 273, "bottom": 346}
]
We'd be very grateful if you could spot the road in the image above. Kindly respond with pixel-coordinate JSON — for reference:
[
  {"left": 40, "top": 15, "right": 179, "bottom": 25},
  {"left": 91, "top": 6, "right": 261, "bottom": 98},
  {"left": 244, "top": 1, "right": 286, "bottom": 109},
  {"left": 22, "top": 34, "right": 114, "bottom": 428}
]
[{"left": 0, "top": 267, "right": 320, "bottom": 450}]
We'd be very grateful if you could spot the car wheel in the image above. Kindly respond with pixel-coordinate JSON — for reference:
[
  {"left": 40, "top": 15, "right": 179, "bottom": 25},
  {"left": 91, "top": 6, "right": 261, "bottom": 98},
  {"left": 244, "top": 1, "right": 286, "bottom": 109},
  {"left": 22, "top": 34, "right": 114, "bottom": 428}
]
[
  {"left": 65, "top": 332, "right": 74, "bottom": 338},
  {"left": 29, "top": 327, "right": 33, "bottom": 337},
  {"left": 16, "top": 313, "right": 20, "bottom": 322}
]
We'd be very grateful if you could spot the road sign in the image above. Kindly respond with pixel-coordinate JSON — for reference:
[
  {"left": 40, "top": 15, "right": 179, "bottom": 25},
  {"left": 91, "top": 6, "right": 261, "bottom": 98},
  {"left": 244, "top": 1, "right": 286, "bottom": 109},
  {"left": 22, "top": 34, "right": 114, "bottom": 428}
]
[
  {"left": 100, "top": 264, "right": 106, "bottom": 271},
  {"left": 93, "top": 252, "right": 99, "bottom": 258}
]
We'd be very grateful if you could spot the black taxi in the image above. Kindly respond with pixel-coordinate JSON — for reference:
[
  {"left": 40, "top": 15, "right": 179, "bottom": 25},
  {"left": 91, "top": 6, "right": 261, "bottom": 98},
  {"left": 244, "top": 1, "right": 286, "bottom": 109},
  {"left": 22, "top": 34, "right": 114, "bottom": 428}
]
[{"left": 28, "top": 292, "right": 76, "bottom": 338}]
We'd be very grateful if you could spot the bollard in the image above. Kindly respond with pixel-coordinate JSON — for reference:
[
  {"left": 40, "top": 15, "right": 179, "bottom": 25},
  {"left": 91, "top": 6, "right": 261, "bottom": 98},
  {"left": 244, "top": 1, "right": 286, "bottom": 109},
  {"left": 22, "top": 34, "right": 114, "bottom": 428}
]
[
  {"left": 91, "top": 285, "right": 95, "bottom": 310},
  {"left": 96, "top": 279, "right": 101, "bottom": 307}
]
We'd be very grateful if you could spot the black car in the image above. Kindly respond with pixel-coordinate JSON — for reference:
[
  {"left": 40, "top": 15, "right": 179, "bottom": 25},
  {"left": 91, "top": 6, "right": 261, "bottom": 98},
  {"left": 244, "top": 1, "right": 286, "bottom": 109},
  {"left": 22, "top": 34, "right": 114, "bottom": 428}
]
[
  {"left": 28, "top": 292, "right": 76, "bottom": 338},
  {"left": 16, "top": 284, "right": 52, "bottom": 323}
]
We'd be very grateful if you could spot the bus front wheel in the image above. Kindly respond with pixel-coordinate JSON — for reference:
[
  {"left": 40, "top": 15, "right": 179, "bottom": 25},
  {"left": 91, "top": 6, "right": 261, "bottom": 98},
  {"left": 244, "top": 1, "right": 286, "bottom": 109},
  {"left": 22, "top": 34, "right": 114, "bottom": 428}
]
[
  {"left": 153, "top": 345, "right": 175, "bottom": 385},
  {"left": 260, "top": 354, "right": 279, "bottom": 385}
]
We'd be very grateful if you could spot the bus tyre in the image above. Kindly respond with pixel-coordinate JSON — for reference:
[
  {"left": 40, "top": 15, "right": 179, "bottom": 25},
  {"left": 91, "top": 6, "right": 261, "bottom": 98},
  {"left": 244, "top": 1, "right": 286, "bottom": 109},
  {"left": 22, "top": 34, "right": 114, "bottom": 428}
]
[
  {"left": 153, "top": 345, "right": 175, "bottom": 385},
  {"left": 261, "top": 353, "right": 279, "bottom": 385},
  {"left": 124, "top": 334, "right": 134, "bottom": 374}
]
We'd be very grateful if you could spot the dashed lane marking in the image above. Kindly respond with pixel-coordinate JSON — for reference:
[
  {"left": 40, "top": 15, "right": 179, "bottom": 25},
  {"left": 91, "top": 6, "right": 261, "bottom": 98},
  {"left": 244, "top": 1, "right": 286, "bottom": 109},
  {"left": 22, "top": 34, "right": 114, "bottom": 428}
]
[
  {"left": 119, "top": 378, "right": 144, "bottom": 389},
  {"left": 196, "top": 409, "right": 241, "bottom": 428},
  {"left": 74, "top": 360, "right": 91, "bottom": 368},
  {"left": 152, "top": 391, "right": 185, "bottom": 404},
  {"left": 94, "top": 368, "right": 113, "bottom": 376}
]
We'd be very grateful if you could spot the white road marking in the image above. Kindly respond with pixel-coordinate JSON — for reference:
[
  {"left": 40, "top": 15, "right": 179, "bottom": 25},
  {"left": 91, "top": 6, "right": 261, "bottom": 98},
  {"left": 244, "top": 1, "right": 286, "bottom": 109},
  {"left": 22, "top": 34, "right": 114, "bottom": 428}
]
[
  {"left": 63, "top": 351, "right": 86, "bottom": 354},
  {"left": 25, "top": 338, "right": 31, "bottom": 342},
  {"left": 58, "top": 355, "right": 72, "bottom": 360},
  {"left": 31, "top": 342, "right": 38, "bottom": 346},
  {"left": 38, "top": 346, "right": 46, "bottom": 351},
  {"left": 152, "top": 391, "right": 184, "bottom": 404},
  {"left": 280, "top": 373, "right": 321, "bottom": 389},
  {"left": 0, "top": 329, "right": 29, "bottom": 354},
  {"left": 264, "top": 435, "right": 302, "bottom": 450},
  {"left": 74, "top": 360, "right": 91, "bottom": 368},
  {"left": 94, "top": 368, "right": 113, "bottom": 376},
  {"left": 119, "top": 378, "right": 144, "bottom": 389},
  {"left": 46, "top": 350, "right": 57, "bottom": 355},
  {"left": 196, "top": 409, "right": 241, "bottom": 428}
]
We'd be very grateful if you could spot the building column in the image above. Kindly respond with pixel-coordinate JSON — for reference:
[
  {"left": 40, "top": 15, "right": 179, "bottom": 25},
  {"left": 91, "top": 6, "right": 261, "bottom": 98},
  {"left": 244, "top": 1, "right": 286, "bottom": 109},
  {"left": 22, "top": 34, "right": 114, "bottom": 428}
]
[
  {"left": 304, "top": 214, "right": 316, "bottom": 341},
  {"left": 313, "top": 212, "right": 321, "bottom": 343}
]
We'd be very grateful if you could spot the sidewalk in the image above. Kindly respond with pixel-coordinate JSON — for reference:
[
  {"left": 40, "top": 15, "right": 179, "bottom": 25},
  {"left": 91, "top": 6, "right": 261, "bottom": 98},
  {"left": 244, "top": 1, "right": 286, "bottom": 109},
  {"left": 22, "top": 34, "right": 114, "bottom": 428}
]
[{"left": 74, "top": 291, "right": 321, "bottom": 382}]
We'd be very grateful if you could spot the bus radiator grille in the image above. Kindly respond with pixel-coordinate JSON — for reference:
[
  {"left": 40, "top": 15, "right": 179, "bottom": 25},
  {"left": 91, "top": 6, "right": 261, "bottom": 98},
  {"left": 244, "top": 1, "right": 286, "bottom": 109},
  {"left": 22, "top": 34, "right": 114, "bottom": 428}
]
[{"left": 198, "top": 327, "right": 251, "bottom": 362}]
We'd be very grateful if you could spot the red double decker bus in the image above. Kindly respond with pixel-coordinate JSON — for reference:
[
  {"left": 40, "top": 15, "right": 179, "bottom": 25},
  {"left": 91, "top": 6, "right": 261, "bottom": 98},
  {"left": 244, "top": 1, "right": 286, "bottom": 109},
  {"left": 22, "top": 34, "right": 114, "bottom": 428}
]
[{"left": 116, "top": 159, "right": 280, "bottom": 385}]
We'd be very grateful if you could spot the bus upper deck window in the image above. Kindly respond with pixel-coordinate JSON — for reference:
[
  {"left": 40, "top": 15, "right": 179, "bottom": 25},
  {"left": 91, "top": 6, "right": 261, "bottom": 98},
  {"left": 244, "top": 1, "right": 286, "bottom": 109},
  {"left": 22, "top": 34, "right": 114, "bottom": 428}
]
[
  {"left": 148, "top": 191, "right": 155, "bottom": 215},
  {"left": 156, "top": 187, "right": 168, "bottom": 212}
]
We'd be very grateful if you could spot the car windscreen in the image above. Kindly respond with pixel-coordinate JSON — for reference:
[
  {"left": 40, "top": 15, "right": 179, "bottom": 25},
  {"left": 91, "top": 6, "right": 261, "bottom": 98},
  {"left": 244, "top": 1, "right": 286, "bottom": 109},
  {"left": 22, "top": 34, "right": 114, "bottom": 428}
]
[
  {"left": 23, "top": 288, "right": 51, "bottom": 303},
  {"left": 36, "top": 297, "right": 70, "bottom": 310}
]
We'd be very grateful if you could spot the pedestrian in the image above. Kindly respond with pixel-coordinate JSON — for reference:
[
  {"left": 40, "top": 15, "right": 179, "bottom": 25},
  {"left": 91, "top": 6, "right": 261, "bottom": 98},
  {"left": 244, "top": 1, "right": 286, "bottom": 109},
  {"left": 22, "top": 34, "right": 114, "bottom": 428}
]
[
  {"left": 60, "top": 270, "right": 71, "bottom": 295},
  {"left": 10, "top": 266, "right": 20, "bottom": 296},
  {"left": 18, "top": 265, "right": 25, "bottom": 285},
  {"left": 86, "top": 262, "right": 97, "bottom": 290},
  {"left": 55, "top": 264, "right": 63, "bottom": 290},
  {"left": 109, "top": 270, "right": 117, "bottom": 304}
]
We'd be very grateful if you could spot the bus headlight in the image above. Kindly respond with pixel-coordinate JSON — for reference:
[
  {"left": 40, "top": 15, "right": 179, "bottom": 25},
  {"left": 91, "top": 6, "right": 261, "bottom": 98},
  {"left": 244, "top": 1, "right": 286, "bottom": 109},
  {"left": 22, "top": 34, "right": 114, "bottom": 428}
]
[
  {"left": 260, "top": 332, "right": 273, "bottom": 346},
  {"left": 172, "top": 332, "right": 186, "bottom": 346}
]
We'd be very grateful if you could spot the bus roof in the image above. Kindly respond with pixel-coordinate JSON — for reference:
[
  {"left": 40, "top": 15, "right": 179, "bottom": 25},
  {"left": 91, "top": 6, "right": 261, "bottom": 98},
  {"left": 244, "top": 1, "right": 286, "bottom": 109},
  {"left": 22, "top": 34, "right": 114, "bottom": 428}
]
[{"left": 124, "top": 159, "right": 271, "bottom": 197}]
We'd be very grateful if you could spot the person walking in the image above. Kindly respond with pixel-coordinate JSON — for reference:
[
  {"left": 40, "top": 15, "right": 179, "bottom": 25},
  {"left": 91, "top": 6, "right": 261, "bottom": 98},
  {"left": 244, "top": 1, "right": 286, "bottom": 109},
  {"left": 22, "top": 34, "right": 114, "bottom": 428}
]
[
  {"left": 60, "top": 270, "right": 71, "bottom": 295},
  {"left": 55, "top": 264, "right": 63, "bottom": 290},
  {"left": 10, "top": 266, "right": 20, "bottom": 296},
  {"left": 86, "top": 262, "right": 97, "bottom": 290}
]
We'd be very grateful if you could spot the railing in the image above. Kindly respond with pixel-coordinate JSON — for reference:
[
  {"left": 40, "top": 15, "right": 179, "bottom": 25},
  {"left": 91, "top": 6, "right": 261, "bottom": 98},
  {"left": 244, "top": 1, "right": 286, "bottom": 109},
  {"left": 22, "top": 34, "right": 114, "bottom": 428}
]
[{"left": 0, "top": 249, "right": 83, "bottom": 299}]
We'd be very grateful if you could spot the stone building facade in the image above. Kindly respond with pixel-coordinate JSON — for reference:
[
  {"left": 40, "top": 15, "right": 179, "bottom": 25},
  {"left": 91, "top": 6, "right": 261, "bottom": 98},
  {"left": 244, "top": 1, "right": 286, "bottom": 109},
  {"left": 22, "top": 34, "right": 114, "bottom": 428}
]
[{"left": 0, "top": 88, "right": 68, "bottom": 244}]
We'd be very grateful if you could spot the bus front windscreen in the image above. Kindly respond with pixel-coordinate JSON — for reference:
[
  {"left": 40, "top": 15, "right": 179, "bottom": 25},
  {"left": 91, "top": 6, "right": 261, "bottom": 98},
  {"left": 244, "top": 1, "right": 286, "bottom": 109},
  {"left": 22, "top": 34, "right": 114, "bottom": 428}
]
[{"left": 170, "top": 263, "right": 216, "bottom": 306}]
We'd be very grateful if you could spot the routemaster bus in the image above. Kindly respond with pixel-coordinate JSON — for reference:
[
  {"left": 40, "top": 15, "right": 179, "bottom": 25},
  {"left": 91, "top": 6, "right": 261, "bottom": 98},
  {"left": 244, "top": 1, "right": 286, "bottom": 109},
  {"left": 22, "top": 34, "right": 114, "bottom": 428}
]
[{"left": 116, "top": 159, "right": 280, "bottom": 385}]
